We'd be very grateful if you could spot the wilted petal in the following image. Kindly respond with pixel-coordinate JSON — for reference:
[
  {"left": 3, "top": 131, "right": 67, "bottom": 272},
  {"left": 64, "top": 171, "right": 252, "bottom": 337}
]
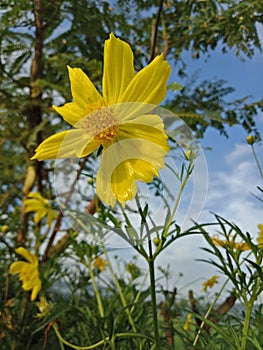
[{"left": 96, "top": 137, "right": 167, "bottom": 206}]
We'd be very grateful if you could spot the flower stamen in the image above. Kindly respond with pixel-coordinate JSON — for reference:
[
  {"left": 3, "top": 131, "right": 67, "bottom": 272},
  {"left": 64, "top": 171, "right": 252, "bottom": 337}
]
[{"left": 81, "top": 102, "right": 119, "bottom": 144}]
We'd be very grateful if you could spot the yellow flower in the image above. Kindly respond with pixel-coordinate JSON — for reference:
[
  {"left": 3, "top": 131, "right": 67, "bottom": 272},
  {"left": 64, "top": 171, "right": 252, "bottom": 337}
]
[
  {"left": 212, "top": 235, "right": 250, "bottom": 251},
  {"left": 184, "top": 149, "right": 194, "bottom": 161},
  {"left": 257, "top": 224, "right": 263, "bottom": 248},
  {"left": 24, "top": 192, "right": 57, "bottom": 227},
  {"left": 1, "top": 225, "right": 9, "bottom": 234},
  {"left": 35, "top": 296, "right": 53, "bottom": 318},
  {"left": 202, "top": 275, "right": 219, "bottom": 292},
  {"left": 93, "top": 256, "right": 107, "bottom": 272},
  {"left": 153, "top": 237, "right": 160, "bottom": 246},
  {"left": 183, "top": 313, "right": 193, "bottom": 331},
  {"left": 9, "top": 247, "right": 42, "bottom": 301},
  {"left": 31, "top": 33, "right": 171, "bottom": 207},
  {"left": 126, "top": 262, "right": 141, "bottom": 280}
]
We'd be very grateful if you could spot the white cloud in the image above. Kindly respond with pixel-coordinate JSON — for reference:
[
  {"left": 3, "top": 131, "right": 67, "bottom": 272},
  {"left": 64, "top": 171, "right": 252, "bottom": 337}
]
[{"left": 201, "top": 143, "right": 262, "bottom": 233}]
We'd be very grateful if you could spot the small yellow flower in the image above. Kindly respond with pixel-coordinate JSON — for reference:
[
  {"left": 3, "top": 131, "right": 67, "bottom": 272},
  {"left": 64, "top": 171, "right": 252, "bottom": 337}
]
[
  {"left": 35, "top": 296, "right": 53, "bottom": 318},
  {"left": 31, "top": 33, "right": 171, "bottom": 207},
  {"left": 126, "top": 262, "right": 141, "bottom": 280},
  {"left": 93, "top": 256, "right": 107, "bottom": 272},
  {"left": 183, "top": 313, "right": 193, "bottom": 331},
  {"left": 153, "top": 237, "right": 160, "bottom": 246},
  {"left": 24, "top": 192, "right": 57, "bottom": 227},
  {"left": 1, "top": 225, "right": 9, "bottom": 234},
  {"left": 246, "top": 135, "right": 255, "bottom": 145},
  {"left": 184, "top": 149, "right": 194, "bottom": 161},
  {"left": 202, "top": 275, "right": 219, "bottom": 292},
  {"left": 212, "top": 235, "right": 250, "bottom": 251},
  {"left": 257, "top": 224, "right": 263, "bottom": 248},
  {"left": 9, "top": 247, "right": 42, "bottom": 301}
]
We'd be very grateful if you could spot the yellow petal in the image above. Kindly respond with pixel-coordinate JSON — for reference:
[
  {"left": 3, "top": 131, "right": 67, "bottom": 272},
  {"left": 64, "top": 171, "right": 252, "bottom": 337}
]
[
  {"left": 24, "top": 199, "right": 46, "bottom": 213},
  {"left": 111, "top": 159, "right": 159, "bottom": 204},
  {"left": 53, "top": 102, "right": 85, "bottom": 126},
  {"left": 102, "top": 33, "right": 135, "bottom": 104},
  {"left": 119, "top": 116, "right": 170, "bottom": 152},
  {"left": 15, "top": 247, "right": 38, "bottom": 265},
  {"left": 31, "top": 129, "right": 90, "bottom": 160},
  {"left": 96, "top": 138, "right": 167, "bottom": 206},
  {"left": 34, "top": 208, "right": 48, "bottom": 224},
  {"left": 75, "top": 139, "right": 101, "bottom": 158},
  {"left": 67, "top": 66, "right": 101, "bottom": 109},
  {"left": 9, "top": 261, "right": 28, "bottom": 274},
  {"left": 47, "top": 209, "right": 58, "bottom": 227},
  {"left": 31, "top": 281, "right": 42, "bottom": 301},
  {"left": 121, "top": 114, "right": 165, "bottom": 128},
  {"left": 27, "top": 192, "right": 47, "bottom": 202},
  {"left": 119, "top": 54, "right": 171, "bottom": 105}
]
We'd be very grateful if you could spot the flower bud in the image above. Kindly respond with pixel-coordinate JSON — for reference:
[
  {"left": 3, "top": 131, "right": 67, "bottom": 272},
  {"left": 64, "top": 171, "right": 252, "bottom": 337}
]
[{"left": 246, "top": 135, "right": 255, "bottom": 145}]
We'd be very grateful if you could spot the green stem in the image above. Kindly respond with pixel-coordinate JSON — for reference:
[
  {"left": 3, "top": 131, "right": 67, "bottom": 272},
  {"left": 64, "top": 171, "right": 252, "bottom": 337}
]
[
  {"left": 53, "top": 323, "right": 152, "bottom": 350},
  {"left": 148, "top": 240, "right": 160, "bottom": 350},
  {"left": 156, "top": 162, "right": 193, "bottom": 256},
  {"left": 87, "top": 262, "right": 105, "bottom": 318},
  {"left": 135, "top": 195, "right": 160, "bottom": 349},
  {"left": 251, "top": 144, "right": 263, "bottom": 180},
  {"left": 241, "top": 301, "right": 253, "bottom": 350},
  {"left": 193, "top": 278, "right": 229, "bottom": 347},
  {"left": 102, "top": 245, "right": 137, "bottom": 332}
]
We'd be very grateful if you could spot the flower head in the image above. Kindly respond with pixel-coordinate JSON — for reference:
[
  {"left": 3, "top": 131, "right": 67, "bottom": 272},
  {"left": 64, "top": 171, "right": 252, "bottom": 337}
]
[
  {"left": 212, "top": 235, "right": 250, "bottom": 251},
  {"left": 183, "top": 313, "right": 193, "bottom": 331},
  {"left": 9, "top": 247, "right": 42, "bottom": 301},
  {"left": 1, "top": 225, "right": 9, "bottom": 234},
  {"left": 31, "top": 33, "right": 171, "bottom": 207},
  {"left": 202, "top": 275, "right": 219, "bottom": 292},
  {"left": 93, "top": 256, "right": 107, "bottom": 272},
  {"left": 246, "top": 135, "right": 255, "bottom": 145},
  {"left": 24, "top": 192, "right": 57, "bottom": 227},
  {"left": 126, "top": 262, "right": 141, "bottom": 280},
  {"left": 35, "top": 296, "right": 53, "bottom": 318}
]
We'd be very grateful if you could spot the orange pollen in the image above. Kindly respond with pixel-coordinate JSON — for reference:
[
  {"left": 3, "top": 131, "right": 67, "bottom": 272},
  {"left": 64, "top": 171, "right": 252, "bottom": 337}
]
[{"left": 81, "top": 103, "right": 119, "bottom": 144}]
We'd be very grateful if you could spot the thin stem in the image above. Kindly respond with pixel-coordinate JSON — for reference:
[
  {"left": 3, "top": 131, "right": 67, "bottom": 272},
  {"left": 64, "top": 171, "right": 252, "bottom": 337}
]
[
  {"left": 149, "top": 0, "right": 164, "bottom": 62},
  {"left": 157, "top": 162, "right": 193, "bottom": 252},
  {"left": 60, "top": 207, "right": 136, "bottom": 330},
  {"left": 251, "top": 144, "right": 263, "bottom": 180},
  {"left": 87, "top": 262, "right": 105, "bottom": 318},
  {"left": 53, "top": 323, "right": 152, "bottom": 350},
  {"left": 241, "top": 301, "right": 253, "bottom": 350},
  {"left": 193, "top": 278, "right": 229, "bottom": 347},
  {"left": 135, "top": 195, "right": 160, "bottom": 349},
  {"left": 148, "top": 253, "right": 160, "bottom": 350},
  {"left": 102, "top": 246, "right": 137, "bottom": 332}
]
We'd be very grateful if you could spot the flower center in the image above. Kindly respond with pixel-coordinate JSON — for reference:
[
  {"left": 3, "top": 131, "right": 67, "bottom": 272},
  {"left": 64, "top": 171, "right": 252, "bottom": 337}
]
[{"left": 81, "top": 100, "right": 119, "bottom": 144}]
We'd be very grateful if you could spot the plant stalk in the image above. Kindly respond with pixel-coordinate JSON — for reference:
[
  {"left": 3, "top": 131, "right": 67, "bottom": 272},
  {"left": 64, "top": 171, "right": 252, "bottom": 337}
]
[{"left": 148, "top": 241, "right": 160, "bottom": 350}]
